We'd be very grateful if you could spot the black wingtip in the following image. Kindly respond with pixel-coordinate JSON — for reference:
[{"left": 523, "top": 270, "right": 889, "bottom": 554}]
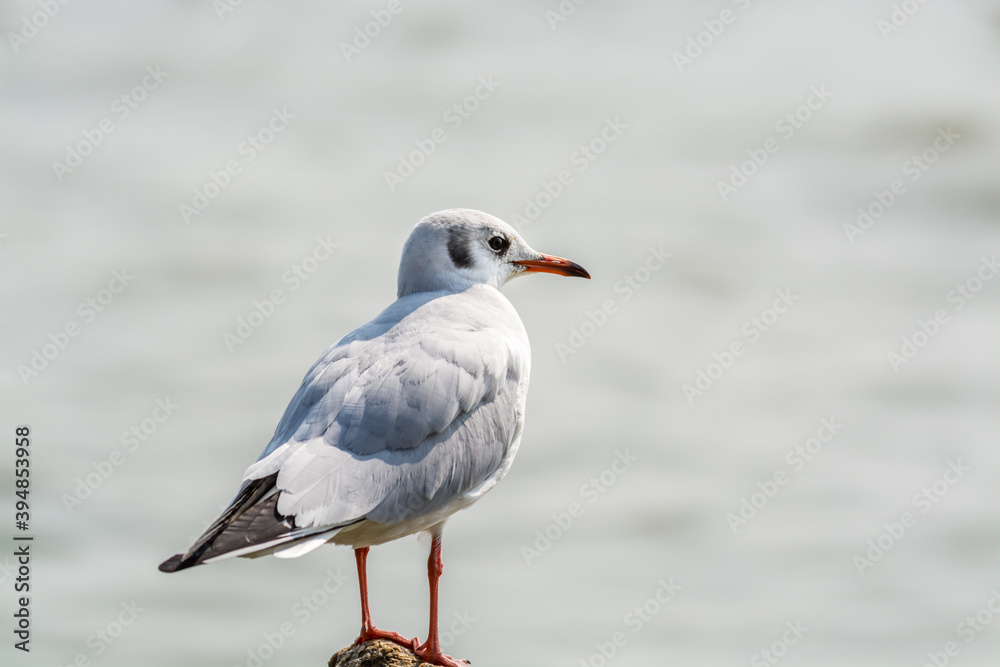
[
  {"left": 158, "top": 554, "right": 189, "bottom": 573},
  {"left": 157, "top": 474, "right": 290, "bottom": 574}
]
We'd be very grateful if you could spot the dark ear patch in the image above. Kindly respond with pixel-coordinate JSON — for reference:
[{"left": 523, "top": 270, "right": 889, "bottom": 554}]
[{"left": 447, "top": 230, "right": 473, "bottom": 268}]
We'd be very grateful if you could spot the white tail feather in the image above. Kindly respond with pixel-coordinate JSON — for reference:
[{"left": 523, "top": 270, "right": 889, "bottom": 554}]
[{"left": 273, "top": 535, "right": 330, "bottom": 559}]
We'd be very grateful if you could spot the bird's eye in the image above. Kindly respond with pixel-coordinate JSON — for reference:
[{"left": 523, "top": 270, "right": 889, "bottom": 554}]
[{"left": 488, "top": 236, "right": 508, "bottom": 253}]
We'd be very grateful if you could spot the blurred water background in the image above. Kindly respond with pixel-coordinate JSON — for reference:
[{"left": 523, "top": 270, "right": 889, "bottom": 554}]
[{"left": 1, "top": 1, "right": 998, "bottom": 666}]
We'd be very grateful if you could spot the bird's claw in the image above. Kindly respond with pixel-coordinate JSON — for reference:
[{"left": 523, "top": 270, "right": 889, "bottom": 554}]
[
  {"left": 413, "top": 640, "right": 470, "bottom": 666},
  {"left": 353, "top": 625, "right": 413, "bottom": 648}
]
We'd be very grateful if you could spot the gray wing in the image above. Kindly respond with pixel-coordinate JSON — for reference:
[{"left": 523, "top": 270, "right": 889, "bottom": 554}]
[{"left": 243, "top": 290, "right": 529, "bottom": 528}]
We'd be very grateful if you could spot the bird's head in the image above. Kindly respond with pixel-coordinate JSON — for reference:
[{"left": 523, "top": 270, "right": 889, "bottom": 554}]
[{"left": 397, "top": 209, "right": 590, "bottom": 297}]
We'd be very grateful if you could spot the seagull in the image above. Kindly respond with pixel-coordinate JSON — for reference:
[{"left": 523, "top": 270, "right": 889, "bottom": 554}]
[{"left": 159, "top": 209, "right": 590, "bottom": 666}]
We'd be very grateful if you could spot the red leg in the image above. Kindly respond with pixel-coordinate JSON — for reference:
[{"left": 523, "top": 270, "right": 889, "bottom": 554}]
[
  {"left": 352, "top": 547, "right": 415, "bottom": 648},
  {"left": 413, "top": 531, "right": 468, "bottom": 667}
]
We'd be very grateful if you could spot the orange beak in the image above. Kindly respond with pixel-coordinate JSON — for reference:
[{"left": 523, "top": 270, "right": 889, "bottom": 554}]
[{"left": 514, "top": 254, "right": 591, "bottom": 279}]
